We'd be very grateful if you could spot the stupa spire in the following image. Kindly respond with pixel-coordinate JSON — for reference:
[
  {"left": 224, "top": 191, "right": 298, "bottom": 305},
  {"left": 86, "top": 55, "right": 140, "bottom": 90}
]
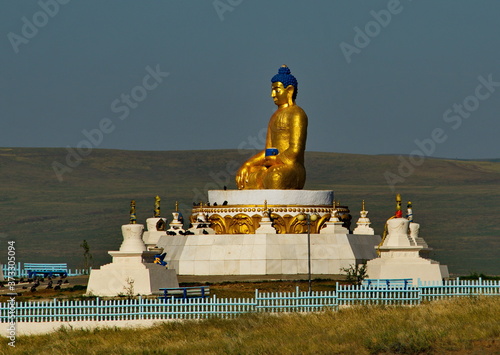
[
  {"left": 129, "top": 200, "right": 137, "bottom": 224},
  {"left": 353, "top": 199, "right": 374, "bottom": 235}
]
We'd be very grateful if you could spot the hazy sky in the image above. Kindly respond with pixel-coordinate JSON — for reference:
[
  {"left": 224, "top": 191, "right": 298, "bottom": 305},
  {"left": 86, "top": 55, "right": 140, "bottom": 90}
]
[{"left": 1, "top": 1, "right": 499, "bottom": 159}]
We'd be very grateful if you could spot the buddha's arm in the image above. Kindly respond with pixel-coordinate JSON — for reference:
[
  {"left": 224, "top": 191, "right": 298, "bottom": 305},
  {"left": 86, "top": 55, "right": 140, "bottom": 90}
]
[
  {"left": 241, "top": 123, "right": 271, "bottom": 167},
  {"left": 279, "top": 110, "right": 307, "bottom": 165},
  {"left": 235, "top": 149, "right": 266, "bottom": 188},
  {"left": 244, "top": 150, "right": 266, "bottom": 167}
]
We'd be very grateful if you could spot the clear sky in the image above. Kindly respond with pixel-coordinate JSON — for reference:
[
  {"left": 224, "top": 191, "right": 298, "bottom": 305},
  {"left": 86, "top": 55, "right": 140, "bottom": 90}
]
[{"left": 1, "top": 1, "right": 499, "bottom": 159}]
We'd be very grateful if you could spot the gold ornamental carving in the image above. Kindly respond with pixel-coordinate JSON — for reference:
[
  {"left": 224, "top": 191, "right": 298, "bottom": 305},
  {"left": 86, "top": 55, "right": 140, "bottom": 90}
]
[
  {"left": 195, "top": 207, "right": 339, "bottom": 235},
  {"left": 228, "top": 214, "right": 257, "bottom": 234}
]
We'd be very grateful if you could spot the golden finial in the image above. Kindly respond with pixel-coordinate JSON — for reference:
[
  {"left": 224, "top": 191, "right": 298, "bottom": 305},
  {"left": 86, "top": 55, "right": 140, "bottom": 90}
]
[
  {"left": 154, "top": 195, "right": 161, "bottom": 217},
  {"left": 407, "top": 200, "right": 412, "bottom": 208},
  {"left": 264, "top": 200, "right": 268, "bottom": 210},
  {"left": 199, "top": 201, "right": 203, "bottom": 211},
  {"left": 175, "top": 201, "right": 179, "bottom": 212},
  {"left": 281, "top": 64, "right": 287, "bottom": 68},
  {"left": 362, "top": 200, "right": 365, "bottom": 211},
  {"left": 396, "top": 194, "right": 402, "bottom": 210},
  {"left": 129, "top": 200, "right": 137, "bottom": 224}
]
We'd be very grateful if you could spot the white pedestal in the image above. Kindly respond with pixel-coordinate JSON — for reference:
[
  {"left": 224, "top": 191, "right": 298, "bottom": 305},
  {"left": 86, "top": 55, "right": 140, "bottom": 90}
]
[
  {"left": 320, "top": 221, "right": 348, "bottom": 234},
  {"left": 87, "top": 224, "right": 179, "bottom": 296},
  {"left": 254, "top": 215, "right": 277, "bottom": 234},
  {"left": 209, "top": 189, "right": 333, "bottom": 206},
  {"left": 156, "top": 232, "right": 381, "bottom": 276},
  {"left": 86, "top": 263, "right": 179, "bottom": 296}
]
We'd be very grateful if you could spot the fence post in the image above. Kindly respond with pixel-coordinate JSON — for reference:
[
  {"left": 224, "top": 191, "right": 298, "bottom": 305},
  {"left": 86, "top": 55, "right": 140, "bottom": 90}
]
[
  {"left": 254, "top": 289, "right": 259, "bottom": 313},
  {"left": 139, "top": 295, "right": 143, "bottom": 320}
]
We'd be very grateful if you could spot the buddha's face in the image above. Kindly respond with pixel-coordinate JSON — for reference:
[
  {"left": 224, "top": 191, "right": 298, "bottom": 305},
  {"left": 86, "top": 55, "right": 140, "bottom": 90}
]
[{"left": 271, "top": 82, "right": 293, "bottom": 106}]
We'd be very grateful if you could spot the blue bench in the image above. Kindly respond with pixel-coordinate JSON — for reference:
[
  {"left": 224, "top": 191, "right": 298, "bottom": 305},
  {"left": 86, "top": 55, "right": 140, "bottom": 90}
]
[
  {"left": 159, "top": 286, "right": 210, "bottom": 300},
  {"left": 362, "top": 279, "right": 413, "bottom": 289},
  {"left": 25, "top": 263, "right": 68, "bottom": 278}
]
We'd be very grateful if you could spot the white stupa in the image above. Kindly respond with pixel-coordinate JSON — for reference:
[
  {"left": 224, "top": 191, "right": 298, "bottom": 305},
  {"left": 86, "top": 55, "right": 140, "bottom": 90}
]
[
  {"left": 366, "top": 200, "right": 449, "bottom": 284},
  {"left": 86, "top": 200, "right": 178, "bottom": 296},
  {"left": 352, "top": 200, "right": 375, "bottom": 235}
]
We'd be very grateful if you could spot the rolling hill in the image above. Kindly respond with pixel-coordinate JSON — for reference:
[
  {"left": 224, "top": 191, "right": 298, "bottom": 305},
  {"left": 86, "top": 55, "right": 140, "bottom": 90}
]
[{"left": 1, "top": 148, "right": 498, "bottom": 275}]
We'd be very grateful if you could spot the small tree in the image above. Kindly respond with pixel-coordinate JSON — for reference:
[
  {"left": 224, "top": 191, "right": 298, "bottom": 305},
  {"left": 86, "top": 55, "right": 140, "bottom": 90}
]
[
  {"left": 341, "top": 260, "right": 368, "bottom": 285},
  {"left": 80, "top": 239, "right": 93, "bottom": 271}
]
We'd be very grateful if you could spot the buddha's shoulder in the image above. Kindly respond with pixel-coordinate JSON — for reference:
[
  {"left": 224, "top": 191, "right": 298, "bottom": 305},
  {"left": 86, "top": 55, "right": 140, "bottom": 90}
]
[{"left": 284, "top": 105, "right": 307, "bottom": 116}]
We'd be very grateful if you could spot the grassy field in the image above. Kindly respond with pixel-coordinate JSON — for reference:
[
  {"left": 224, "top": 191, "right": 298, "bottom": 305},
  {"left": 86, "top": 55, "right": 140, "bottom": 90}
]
[
  {"left": 1, "top": 147, "right": 499, "bottom": 275},
  {"left": 2, "top": 296, "right": 499, "bottom": 354}
]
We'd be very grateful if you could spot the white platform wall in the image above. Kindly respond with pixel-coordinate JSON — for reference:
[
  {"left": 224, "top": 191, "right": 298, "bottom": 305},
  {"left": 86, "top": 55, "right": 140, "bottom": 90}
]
[{"left": 156, "top": 233, "right": 381, "bottom": 276}]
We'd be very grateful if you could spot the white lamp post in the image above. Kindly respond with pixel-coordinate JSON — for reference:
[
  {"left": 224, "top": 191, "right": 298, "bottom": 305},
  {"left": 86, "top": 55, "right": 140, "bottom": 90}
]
[{"left": 297, "top": 213, "right": 318, "bottom": 294}]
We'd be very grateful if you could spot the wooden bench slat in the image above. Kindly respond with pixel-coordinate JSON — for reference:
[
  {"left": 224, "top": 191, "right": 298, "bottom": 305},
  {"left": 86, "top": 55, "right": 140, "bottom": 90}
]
[{"left": 159, "top": 286, "right": 210, "bottom": 300}]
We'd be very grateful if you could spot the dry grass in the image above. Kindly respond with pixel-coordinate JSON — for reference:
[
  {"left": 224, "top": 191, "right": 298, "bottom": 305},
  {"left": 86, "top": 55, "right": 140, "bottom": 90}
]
[{"left": 2, "top": 296, "right": 499, "bottom": 354}]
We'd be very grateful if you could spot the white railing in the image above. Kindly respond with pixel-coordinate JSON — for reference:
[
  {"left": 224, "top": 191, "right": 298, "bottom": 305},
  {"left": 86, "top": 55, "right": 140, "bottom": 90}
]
[
  {"left": 1, "top": 262, "right": 91, "bottom": 278},
  {"left": 1, "top": 279, "right": 498, "bottom": 323}
]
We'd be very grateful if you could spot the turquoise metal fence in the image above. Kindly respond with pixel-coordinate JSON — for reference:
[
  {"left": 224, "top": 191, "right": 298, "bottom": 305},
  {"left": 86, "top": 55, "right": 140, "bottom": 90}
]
[
  {"left": 1, "top": 279, "right": 498, "bottom": 323},
  {"left": 336, "top": 284, "right": 421, "bottom": 306},
  {"left": 1, "top": 263, "right": 90, "bottom": 278},
  {"left": 5, "top": 296, "right": 256, "bottom": 322},
  {"left": 418, "top": 278, "right": 500, "bottom": 300},
  {"left": 255, "top": 288, "right": 337, "bottom": 312}
]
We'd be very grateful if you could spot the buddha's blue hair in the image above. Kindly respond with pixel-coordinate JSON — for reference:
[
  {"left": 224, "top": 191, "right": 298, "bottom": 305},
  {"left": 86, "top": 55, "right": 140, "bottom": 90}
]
[{"left": 271, "top": 66, "right": 298, "bottom": 100}]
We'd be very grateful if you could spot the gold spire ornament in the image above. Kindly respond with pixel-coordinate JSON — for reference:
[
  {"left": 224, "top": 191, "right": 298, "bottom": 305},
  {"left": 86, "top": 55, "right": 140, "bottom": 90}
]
[
  {"left": 154, "top": 195, "right": 161, "bottom": 217},
  {"left": 235, "top": 65, "right": 308, "bottom": 190},
  {"left": 395, "top": 194, "right": 402, "bottom": 218},
  {"left": 175, "top": 201, "right": 179, "bottom": 212},
  {"left": 129, "top": 200, "right": 137, "bottom": 224}
]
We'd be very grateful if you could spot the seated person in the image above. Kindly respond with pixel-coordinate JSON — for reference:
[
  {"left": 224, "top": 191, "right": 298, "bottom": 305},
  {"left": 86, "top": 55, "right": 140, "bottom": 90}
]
[{"left": 236, "top": 65, "right": 308, "bottom": 189}]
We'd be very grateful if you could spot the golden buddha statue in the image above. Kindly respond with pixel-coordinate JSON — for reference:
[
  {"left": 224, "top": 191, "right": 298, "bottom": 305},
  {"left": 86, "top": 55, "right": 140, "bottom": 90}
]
[{"left": 236, "top": 65, "right": 308, "bottom": 189}]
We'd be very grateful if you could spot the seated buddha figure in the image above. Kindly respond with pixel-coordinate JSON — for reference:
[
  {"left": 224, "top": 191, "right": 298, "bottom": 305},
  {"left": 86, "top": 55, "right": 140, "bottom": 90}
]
[{"left": 236, "top": 65, "right": 307, "bottom": 189}]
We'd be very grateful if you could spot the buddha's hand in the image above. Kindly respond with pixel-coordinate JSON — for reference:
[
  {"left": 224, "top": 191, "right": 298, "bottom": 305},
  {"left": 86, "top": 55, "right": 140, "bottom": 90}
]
[
  {"left": 264, "top": 155, "right": 277, "bottom": 167},
  {"left": 236, "top": 164, "right": 250, "bottom": 189}
]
